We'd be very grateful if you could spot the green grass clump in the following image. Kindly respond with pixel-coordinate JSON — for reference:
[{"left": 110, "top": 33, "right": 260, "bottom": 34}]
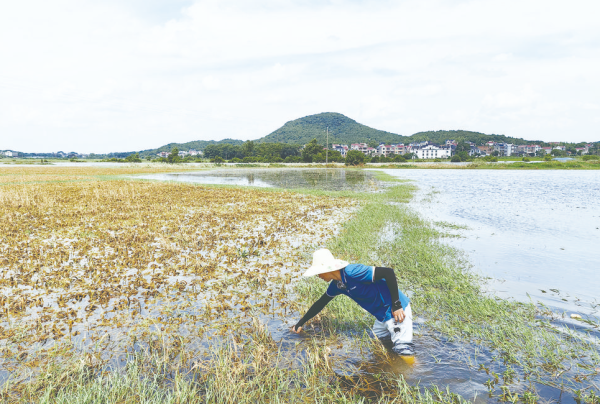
[
  {"left": 467, "top": 159, "right": 600, "bottom": 169},
  {"left": 6, "top": 325, "right": 471, "bottom": 404}
]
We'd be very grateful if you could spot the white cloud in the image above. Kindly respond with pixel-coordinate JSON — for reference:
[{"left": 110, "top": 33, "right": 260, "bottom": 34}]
[
  {"left": 1, "top": 0, "right": 599, "bottom": 152},
  {"left": 483, "top": 87, "right": 538, "bottom": 109},
  {"left": 202, "top": 76, "right": 220, "bottom": 90},
  {"left": 492, "top": 53, "right": 513, "bottom": 62}
]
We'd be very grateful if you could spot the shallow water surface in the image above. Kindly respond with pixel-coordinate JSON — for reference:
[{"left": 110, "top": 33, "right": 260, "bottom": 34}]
[
  {"left": 379, "top": 169, "right": 600, "bottom": 320},
  {"left": 125, "top": 167, "right": 600, "bottom": 402},
  {"left": 136, "top": 167, "right": 598, "bottom": 402},
  {"left": 136, "top": 168, "right": 381, "bottom": 191}
]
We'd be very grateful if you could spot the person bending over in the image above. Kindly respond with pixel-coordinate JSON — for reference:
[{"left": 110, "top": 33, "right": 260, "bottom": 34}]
[{"left": 291, "top": 249, "right": 414, "bottom": 356}]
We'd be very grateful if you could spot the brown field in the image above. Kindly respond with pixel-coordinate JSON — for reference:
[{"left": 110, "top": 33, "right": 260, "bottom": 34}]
[{"left": 0, "top": 167, "right": 356, "bottom": 389}]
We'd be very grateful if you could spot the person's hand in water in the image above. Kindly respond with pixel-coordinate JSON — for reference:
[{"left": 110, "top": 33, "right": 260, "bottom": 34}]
[
  {"left": 393, "top": 308, "right": 405, "bottom": 323},
  {"left": 290, "top": 325, "right": 302, "bottom": 334}
]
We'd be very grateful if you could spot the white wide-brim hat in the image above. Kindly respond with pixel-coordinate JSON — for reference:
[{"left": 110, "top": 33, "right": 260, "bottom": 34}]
[{"left": 302, "top": 248, "right": 348, "bottom": 277}]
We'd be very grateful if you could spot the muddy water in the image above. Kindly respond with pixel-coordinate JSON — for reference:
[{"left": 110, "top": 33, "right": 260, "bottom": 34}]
[{"left": 272, "top": 320, "right": 496, "bottom": 402}]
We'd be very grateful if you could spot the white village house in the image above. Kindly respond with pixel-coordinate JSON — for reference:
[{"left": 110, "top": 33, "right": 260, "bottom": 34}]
[
  {"left": 331, "top": 144, "right": 349, "bottom": 157},
  {"left": 350, "top": 143, "right": 371, "bottom": 155},
  {"left": 412, "top": 144, "right": 452, "bottom": 159},
  {"left": 516, "top": 144, "right": 542, "bottom": 156}
]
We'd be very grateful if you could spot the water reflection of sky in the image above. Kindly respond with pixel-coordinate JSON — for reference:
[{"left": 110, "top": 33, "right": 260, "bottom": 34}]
[
  {"left": 379, "top": 169, "right": 600, "bottom": 318},
  {"left": 130, "top": 167, "right": 597, "bottom": 402},
  {"left": 136, "top": 169, "right": 380, "bottom": 192},
  {"left": 165, "top": 174, "right": 273, "bottom": 187}
]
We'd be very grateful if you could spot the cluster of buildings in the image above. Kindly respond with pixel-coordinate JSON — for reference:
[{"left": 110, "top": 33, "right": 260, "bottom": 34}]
[
  {"left": 331, "top": 142, "right": 450, "bottom": 159},
  {"left": 156, "top": 149, "right": 203, "bottom": 158},
  {"left": 1, "top": 150, "right": 93, "bottom": 159},
  {"left": 3, "top": 141, "right": 595, "bottom": 161},
  {"left": 331, "top": 141, "right": 594, "bottom": 159},
  {"left": 487, "top": 142, "right": 592, "bottom": 157},
  {"left": 331, "top": 141, "right": 460, "bottom": 159},
  {"left": 1, "top": 150, "right": 20, "bottom": 157}
]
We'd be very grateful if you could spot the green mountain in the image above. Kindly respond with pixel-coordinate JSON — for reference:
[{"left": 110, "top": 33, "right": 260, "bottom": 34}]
[
  {"left": 256, "top": 113, "right": 538, "bottom": 146},
  {"left": 257, "top": 112, "right": 409, "bottom": 146},
  {"left": 135, "top": 113, "right": 547, "bottom": 158},
  {"left": 138, "top": 139, "right": 243, "bottom": 157},
  {"left": 408, "top": 130, "right": 537, "bottom": 146}
]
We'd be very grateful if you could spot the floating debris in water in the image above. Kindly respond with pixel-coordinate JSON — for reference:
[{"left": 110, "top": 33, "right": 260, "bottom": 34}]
[{"left": 0, "top": 173, "right": 358, "bottom": 381}]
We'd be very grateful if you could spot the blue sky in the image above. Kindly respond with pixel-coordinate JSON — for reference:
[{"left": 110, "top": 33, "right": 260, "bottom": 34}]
[{"left": 1, "top": 0, "right": 599, "bottom": 153}]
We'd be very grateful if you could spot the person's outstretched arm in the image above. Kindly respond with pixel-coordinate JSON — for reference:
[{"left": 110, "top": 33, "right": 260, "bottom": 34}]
[
  {"left": 373, "top": 266, "right": 405, "bottom": 323},
  {"left": 291, "top": 293, "right": 334, "bottom": 333}
]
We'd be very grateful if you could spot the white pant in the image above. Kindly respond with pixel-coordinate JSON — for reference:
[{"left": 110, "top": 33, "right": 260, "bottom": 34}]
[{"left": 372, "top": 304, "right": 413, "bottom": 347}]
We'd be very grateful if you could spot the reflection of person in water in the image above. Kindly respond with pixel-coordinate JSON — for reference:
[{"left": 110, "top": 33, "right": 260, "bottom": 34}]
[{"left": 291, "top": 249, "right": 414, "bottom": 356}]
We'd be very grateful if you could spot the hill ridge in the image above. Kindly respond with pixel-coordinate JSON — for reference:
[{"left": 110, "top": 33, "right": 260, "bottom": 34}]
[
  {"left": 138, "top": 112, "right": 546, "bottom": 156},
  {"left": 138, "top": 139, "right": 243, "bottom": 157},
  {"left": 257, "top": 112, "right": 408, "bottom": 145}
]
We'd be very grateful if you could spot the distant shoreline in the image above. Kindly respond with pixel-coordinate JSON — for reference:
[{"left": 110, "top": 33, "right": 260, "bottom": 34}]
[{"left": 2, "top": 159, "right": 599, "bottom": 170}]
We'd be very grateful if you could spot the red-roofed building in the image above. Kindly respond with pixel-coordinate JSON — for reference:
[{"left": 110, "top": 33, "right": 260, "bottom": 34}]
[
  {"left": 332, "top": 144, "right": 349, "bottom": 157},
  {"left": 351, "top": 143, "right": 377, "bottom": 156},
  {"left": 377, "top": 144, "right": 393, "bottom": 157},
  {"left": 392, "top": 144, "right": 407, "bottom": 155},
  {"left": 350, "top": 143, "right": 369, "bottom": 154},
  {"left": 477, "top": 146, "right": 493, "bottom": 156}
]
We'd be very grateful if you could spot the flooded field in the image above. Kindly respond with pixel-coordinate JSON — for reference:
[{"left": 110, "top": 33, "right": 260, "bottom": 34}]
[
  {"left": 135, "top": 168, "right": 382, "bottom": 192},
  {"left": 1, "top": 166, "right": 598, "bottom": 403},
  {"left": 0, "top": 167, "right": 360, "bottom": 397},
  {"left": 379, "top": 169, "right": 600, "bottom": 319}
]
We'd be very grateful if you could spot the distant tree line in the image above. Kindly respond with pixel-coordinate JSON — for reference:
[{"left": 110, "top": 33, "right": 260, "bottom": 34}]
[
  {"left": 138, "top": 139, "right": 243, "bottom": 158},
  {"left": 203, "top": 139, "right": 414, "bottom": 165},
  {"left": 148, "top": 139, "right": 369, "bottom": 165},
  {"left": 120, "top": 137, "right": 600, "bottom": 166},
  {"left": 202, "top": 141, "right": 303, "bottom": 163}
]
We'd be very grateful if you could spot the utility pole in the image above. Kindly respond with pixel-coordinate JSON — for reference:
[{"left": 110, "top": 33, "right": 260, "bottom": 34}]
[{"left": 326, "top": 127, "right": 329, "bottom": 164}]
